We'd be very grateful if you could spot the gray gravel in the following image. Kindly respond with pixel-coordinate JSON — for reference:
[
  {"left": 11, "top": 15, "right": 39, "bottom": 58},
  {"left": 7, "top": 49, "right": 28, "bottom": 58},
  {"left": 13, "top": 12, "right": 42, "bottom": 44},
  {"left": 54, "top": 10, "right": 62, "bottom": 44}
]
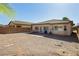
[{"left": 0, "top": 33, "right": 79, "bottom": 56}]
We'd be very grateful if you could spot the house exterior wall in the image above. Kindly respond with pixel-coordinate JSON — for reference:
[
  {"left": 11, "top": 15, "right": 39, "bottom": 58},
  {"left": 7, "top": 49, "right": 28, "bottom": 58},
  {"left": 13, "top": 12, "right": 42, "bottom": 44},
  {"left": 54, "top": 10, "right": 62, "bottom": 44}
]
[
  {"left": 9, "top": 24, "right": 32, "bottom": 33},
  {"left": 9, "top": 24, "right": 31, "bottom": 28},
  {"left": 32, "top": 24, "right": 51, "bottom": 33},
  {"left": 32, "top": 23, "right": 72, "bottom": 35}
]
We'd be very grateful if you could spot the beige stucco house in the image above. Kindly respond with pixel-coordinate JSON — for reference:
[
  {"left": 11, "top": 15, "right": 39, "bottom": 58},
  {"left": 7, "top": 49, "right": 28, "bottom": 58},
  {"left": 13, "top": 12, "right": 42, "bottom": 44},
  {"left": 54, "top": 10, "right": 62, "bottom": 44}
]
[
  {"left": 9, "top": 20, "right": 32, "bottom": 28},
  {"left": 32, "top": 19, "right": 72, "bottom": 35},
  {"left": 8, "top": 20, "right": 32, "bottom": 33},
  {"left": 0, "top": 19, "right": 72, "bottom": 35}
]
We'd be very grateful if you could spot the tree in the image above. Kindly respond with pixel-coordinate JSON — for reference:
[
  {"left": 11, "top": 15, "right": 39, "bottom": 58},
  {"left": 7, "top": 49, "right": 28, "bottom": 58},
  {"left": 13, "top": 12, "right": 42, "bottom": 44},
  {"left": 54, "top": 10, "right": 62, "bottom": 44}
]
[
  {"left": 62, "top": 17, "right": 70, "bottom": 21},
  {"left": 62, "top": 17, "right": 75, "bottom": 26},
  {"left": 0, "top": 3, "right": 15, "bottom": 33},
  {"left": 0, "top": 3, "right": 15, "bottom": 18}
]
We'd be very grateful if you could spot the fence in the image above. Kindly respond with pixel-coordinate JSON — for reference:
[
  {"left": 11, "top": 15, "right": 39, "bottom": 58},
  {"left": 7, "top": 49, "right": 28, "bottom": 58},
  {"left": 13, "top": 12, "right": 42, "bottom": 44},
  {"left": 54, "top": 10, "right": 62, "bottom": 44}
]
[{"left": 0, "top": 26, "right": 31, "bottom": 34}]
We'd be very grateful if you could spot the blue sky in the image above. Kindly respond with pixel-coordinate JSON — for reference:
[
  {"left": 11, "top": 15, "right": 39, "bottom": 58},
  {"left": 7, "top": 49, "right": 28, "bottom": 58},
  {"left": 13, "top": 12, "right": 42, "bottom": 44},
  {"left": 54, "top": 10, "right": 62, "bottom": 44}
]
[{"left": 0, "top": 3, "right": 79, "bottom": 25}]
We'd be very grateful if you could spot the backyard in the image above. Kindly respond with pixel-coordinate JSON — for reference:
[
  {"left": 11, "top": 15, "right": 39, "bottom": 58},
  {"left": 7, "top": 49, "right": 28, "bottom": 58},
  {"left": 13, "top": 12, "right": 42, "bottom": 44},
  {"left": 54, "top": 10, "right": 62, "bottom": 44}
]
[{"left": 0, "top": 33, "right": 79, "bottom": 56}]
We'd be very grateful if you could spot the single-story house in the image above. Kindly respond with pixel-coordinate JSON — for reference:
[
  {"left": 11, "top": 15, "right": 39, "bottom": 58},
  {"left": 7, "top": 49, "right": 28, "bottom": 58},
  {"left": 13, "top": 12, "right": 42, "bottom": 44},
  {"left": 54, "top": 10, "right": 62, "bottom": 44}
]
[
  {"left": 32, "top": 19, "right": 72, "bottom": 35},
  {"left": 0, "top": 19, "right": 72, "bottom": 35},
  {"left": 8, "top": 20, "right": 32, "bottom": 33}
]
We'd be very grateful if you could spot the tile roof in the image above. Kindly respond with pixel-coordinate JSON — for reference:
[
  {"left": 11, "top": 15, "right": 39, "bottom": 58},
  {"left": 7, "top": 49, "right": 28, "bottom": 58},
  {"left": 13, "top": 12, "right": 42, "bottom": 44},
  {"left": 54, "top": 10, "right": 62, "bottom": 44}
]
[
  {"left": 9, "top": 20, "right": 33, "bottom": 25},
  {"left": 34, "top": 19, "right": 71, "bottom": 24},
  {"left": 9, "top": 19, "right": 71, "bottom": 25}
]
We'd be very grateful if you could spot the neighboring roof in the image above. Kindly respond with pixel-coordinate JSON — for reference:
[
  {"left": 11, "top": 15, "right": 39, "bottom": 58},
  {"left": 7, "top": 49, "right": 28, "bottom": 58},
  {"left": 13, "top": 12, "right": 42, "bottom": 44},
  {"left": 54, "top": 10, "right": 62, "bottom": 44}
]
[
  {"left": 33, "top": 19, "right": 71, "bottom": 25},
  {"left": 9, "top": 20, "right": 33, "bottom": 25}
]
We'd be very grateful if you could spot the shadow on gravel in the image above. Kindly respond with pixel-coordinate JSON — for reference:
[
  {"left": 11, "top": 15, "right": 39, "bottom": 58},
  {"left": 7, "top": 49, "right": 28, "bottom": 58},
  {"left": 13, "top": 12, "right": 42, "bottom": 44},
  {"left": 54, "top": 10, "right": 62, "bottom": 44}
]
[
  {"left": 1, "top": 32, "right": 79, "bottom": 43},
  {"left": 28, "top": 32, "right": 79, "bottom": 43}
]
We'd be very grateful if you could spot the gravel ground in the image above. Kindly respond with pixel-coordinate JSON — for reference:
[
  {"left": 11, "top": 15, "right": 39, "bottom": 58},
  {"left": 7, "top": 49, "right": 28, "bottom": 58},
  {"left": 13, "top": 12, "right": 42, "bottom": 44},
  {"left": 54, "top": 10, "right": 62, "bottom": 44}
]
[{"left": 0, "top": 33, "right": 79, "bottom": 56}]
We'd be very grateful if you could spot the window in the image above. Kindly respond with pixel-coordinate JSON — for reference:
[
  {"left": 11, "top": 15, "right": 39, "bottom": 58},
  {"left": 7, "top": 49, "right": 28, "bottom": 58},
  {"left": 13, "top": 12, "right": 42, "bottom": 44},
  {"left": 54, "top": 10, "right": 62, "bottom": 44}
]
[
  {"left": 44, "top": 27, "right": 48, "bottom": 30},
  {"left": 35, "top": 27, "right": 39, "bottom": 30},
  {"left": 12, "top": 25, "right": 15, "bottom": 27},
  {"left": 9, "top": 25, "right": 15, "bottom": 28},
  {"left": 26, "top": 28, "right": 31, "bottom": 31},
  {"left": 64, "top": 26, "right": 67, "bottom": 31},
  {"left": 55, "top": 26, "right": 58, "bottom": 30},
  {"left": 17, "top": 25, "right": 21, "bottom": 28}
]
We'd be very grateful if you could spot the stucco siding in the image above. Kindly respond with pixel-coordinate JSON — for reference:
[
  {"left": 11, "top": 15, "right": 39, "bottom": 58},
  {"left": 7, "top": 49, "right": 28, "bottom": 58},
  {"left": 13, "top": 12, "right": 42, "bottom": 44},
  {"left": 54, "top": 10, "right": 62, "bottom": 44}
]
[
  {"left": 32, "top": 23, "right": 72, "bottom": 35},
  {"left": 32, "top": 24, "right": 51, "bottom": 33}
]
